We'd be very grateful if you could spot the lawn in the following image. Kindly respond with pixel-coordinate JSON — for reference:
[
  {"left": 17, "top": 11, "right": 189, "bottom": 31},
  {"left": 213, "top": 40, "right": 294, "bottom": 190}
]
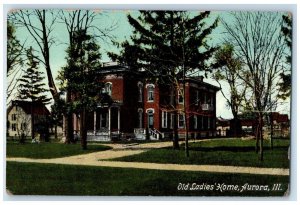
[
  {"left": 6, "top": 142, "right": 111, "bottom": 159},
  {"left": 108, "top": 138, "right": 290, "bottom": 168},
  {"left": 6, "top": 162, "right": 289, "bottom": 196}
]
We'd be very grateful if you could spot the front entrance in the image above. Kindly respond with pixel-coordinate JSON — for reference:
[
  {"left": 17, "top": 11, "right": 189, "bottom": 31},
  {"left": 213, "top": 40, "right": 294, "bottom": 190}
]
[{"left": 147, "top": 109, "right": 154, "bottom": 129}]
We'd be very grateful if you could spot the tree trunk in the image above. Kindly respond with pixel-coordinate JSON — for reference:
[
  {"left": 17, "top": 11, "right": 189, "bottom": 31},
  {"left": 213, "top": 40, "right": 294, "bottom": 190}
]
[
  {"left": 54, "top": 125, "right": 57, "bottom": 139},
  {"left": 40, "top": 10, "right": 58, "bottom": 99},
  {"left": 258, "top": 113, "right": 264, "bottom": 161},
  {"left": 173, "top": 87, "right": 180, "bottom": 149},
  {"left": 64, "top": 90, "right": 74, "bottom": 144},
  {"left": 232, "top": 112, "right": 239, "bottom": 138},
  {"left": 80, "top": 108, "right": 87, "bottom": 150},
  {"left": 183, "top": 82, "right": 189, "bottom": 157},
  {"left": 31, "top": 103, "right": 35, "bottom": 139},
  {"left": 270, "top": 114, "right": 273, "bottom": 150}
]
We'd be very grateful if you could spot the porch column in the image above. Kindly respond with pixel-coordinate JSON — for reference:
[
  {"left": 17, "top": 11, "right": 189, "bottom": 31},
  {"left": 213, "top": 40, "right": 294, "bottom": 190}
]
[
  {"left": 108, "top": 107, "right": 111, "bottom": 139},
  {"left": 118, "top": 107, "right": 120, "bottom": 134},
  {"left": 93, "top": 111, "right": 96, "bottom": 136}
]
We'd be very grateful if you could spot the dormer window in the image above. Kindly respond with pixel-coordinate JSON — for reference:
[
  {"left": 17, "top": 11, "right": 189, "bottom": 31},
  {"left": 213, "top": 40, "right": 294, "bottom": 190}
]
[{"left": 146, "top": 84, "right": 155, "bottom": 102}]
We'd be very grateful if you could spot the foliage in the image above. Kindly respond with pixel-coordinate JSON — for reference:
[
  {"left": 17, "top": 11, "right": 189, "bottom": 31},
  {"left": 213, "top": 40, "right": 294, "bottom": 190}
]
[
  {"left": 58, "top": 30, "right": 103, "bottom": 149},
  {"left": 213, "top": 44, "right": 246, "bottom": 136},
  {"left": 109, "top": 11, "right": 219, "bottom": 152},
  {"left": 278, "top": 13, "right": 292, "bottom": 100},
  {"left": 110, "top": 11, "right": 219, "bottom": 81},
  {"left": 18, "top": 47, "right": 51, "bottom": 104},
  {"left": 49, "top": 97, "right": 65, "bottom": 128}
]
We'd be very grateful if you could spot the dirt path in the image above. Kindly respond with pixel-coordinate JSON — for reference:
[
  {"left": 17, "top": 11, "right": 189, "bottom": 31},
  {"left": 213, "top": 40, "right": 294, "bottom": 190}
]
[{"left": 6, "top": 140, "right": 289, "bottom": 176}]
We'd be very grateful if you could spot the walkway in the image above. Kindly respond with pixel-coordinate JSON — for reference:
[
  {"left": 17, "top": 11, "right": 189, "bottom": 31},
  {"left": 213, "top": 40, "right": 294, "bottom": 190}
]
[{"left": 6, "top": 140, "right": 289, "bottom": 176}]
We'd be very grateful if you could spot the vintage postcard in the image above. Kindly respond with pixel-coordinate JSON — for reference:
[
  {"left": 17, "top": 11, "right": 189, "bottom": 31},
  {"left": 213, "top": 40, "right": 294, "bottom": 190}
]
[{"left": 5, "top": 7, "right": 292, "bottom": 197}]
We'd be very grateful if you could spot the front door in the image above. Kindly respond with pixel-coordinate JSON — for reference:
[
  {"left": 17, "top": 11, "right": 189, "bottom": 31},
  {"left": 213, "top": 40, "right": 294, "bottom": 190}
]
[{"left": 148, "top": 111, "right": 154, "bottom": 129}]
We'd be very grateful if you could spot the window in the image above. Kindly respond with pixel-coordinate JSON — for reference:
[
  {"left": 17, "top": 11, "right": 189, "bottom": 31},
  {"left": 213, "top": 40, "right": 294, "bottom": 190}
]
[
  {"left": 138, "top": 109, "right": 143, "bottom": 128},
  {"left": 11, "top": 114, "right": 17, "bottom": 121},
  {"left": 178, "top": 88, "right": 184, "bottom": 104},
  {"left": 147, "top": 84, "right": 155, "bottom": 102},
  {"left": 170, "top": 113, "right": 174, "bottom": 129},
  {"left": 21, "top": 123, "right": 26, "bottom": 130},
  {"left": 201, "top": 116, "right": 204, "bottom": 129},
  {"left": 208, "top": 117, "right": 211, "bottom": 129},
  {"left": 103, "top": 82, "right": 112, "bottom": 96},
  {"left": 193, "top": 115, "right": 198, "bottom": 129},
  {"left": 162, "top": 111, "right": 168, "bottom": 128},
  {"left": 138, "top": 82, "right": 143, "bottom": 102},
  {"left": 12, "top": 123, "right": 16, "bottom": 131},
  {"left": 178, "top": 114, "right": 185, "bottom": 128}
]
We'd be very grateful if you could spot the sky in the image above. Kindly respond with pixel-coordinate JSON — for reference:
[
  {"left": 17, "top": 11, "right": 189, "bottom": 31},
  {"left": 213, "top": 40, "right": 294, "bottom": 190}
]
[{"left": 7, "top": 9, "right": 291, "bottom": 119}]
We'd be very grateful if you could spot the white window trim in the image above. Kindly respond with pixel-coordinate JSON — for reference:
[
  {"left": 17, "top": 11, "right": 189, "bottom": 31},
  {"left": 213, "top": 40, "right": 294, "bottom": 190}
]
[
  {"left": 178, "top": 114, "right": 185, "bottom": 129},
  {"left": 104, "top": 82, "right": 112, "bottom": 96},
  {"left": 147, "top": 108, "right": 154, "bottom": 128},
  {"left": 146, "top": 84, "right": 155, "bottom": 102},
  {"left": 146, "top": 108, "right": 155, "bottom": 114},
  {"left": 161, "top": 111, "right": 168, "bottom": 128},
  {"left": 137, "top": 108, "right": 143, "bottom": 128}
]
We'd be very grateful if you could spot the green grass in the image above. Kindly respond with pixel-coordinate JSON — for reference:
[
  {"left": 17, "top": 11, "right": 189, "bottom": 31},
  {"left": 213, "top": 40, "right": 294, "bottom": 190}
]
[
  {"left": 6, "top": 142, "right": 112, "bottom": 159},
  {"left": 108, "top": 138, "right": 290, "bottom": 168},
  {"left": 6, "top": 162, "right": 289, "bottom": 196}
]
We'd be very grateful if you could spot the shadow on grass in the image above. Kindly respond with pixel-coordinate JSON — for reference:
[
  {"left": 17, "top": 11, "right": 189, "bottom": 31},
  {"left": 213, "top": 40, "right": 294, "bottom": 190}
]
[{"left": 188, "top": 146, "right": 289, "bottom": 152}]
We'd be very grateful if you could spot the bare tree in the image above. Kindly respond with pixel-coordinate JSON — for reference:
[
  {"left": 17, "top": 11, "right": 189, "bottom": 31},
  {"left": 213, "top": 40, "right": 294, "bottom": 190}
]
[
  {"left": 15, "top": 109, "right": 31, "bottom": 143},
  {"left": 213, "top": 43, "right": 247, "bottom": 137},
  {"left": 6, "top": 21, "right": 26, "bottom": 105},
  {"left": 222, "top": 12, "right": 288, "bottom": 161},
  {"left": 57, "top": 10, "right": 117, "bottom": 144},
  {"left": 9, "top": 9, "right": 58, "bottom": 98}
]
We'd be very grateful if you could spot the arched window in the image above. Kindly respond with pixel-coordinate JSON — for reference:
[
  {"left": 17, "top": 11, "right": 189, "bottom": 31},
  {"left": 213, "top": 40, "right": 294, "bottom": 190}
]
[
  {"left": 146, "top": 84, "right": 155, "bottom": 102},
  {"left": 138, "top": 108, "right": 143, "bottom": 128},
  {"left": 104, "top": 82, "right": 112, "bottom": 96},
  {"left": 138, "top": 82, "right": 143, "bottom": 102},
  {"left": 146, "top": 108, "right": 155, "bottom": 128}
]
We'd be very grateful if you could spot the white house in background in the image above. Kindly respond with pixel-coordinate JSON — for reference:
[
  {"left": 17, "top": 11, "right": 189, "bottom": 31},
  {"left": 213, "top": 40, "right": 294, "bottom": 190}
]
[{"left": 7, "top": 100, "right": 50, "bottom": 139}]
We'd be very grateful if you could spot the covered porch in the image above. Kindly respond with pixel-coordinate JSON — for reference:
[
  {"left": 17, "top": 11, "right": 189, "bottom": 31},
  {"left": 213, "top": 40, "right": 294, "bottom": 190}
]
[{"left": 86, "top": 104, "right": 121, "bottom": 141}]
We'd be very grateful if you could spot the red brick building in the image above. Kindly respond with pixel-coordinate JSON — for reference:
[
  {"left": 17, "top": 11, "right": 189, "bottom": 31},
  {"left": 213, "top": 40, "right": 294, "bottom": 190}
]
[{"left": 72, "top": 63, "right": 220, "bottom": 141}]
